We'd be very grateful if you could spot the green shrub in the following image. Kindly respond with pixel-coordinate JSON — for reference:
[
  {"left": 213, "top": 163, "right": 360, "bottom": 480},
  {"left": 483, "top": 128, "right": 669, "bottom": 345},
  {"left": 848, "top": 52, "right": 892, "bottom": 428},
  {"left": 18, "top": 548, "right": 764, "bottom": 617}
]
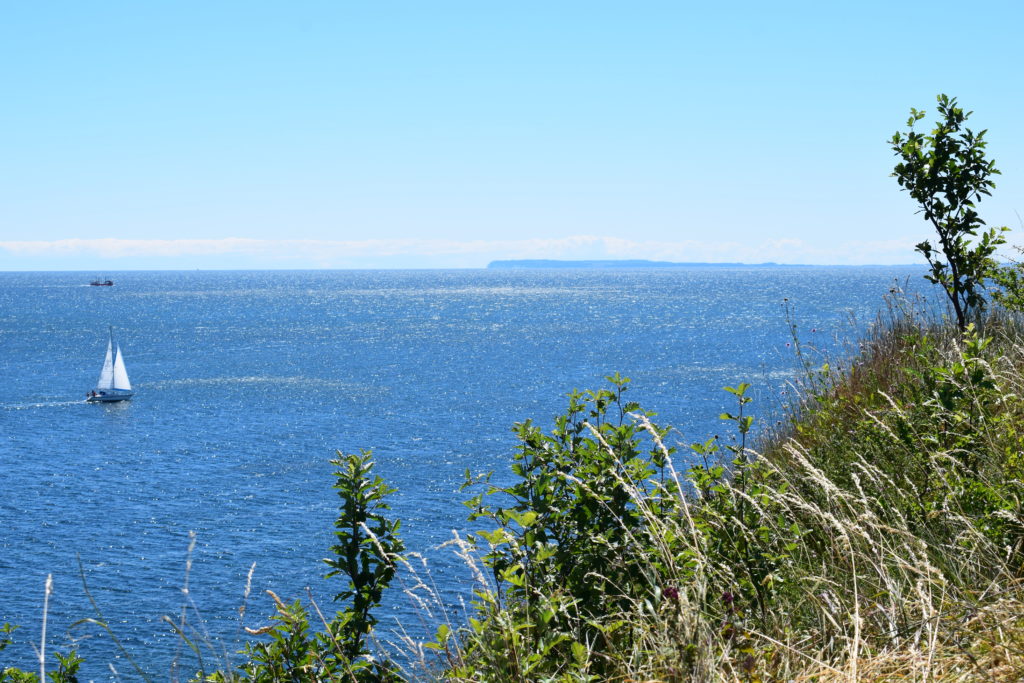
[
  {"left": 1, "top": 623, "right": 83, "bottom": 683},
  {"left": 217, "top": 450, "right": 404, "bottom": 682}
]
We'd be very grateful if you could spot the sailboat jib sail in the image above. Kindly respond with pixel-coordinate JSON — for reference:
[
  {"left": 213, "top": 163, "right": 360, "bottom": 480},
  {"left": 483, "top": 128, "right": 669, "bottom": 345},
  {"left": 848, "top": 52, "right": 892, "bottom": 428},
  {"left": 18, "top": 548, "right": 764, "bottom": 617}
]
[
  {"left": 112, "top": 344, "right": 131, "bottom": 392},
  {"left": 87, "top": 327, "right": 134, "bottom": 402}
]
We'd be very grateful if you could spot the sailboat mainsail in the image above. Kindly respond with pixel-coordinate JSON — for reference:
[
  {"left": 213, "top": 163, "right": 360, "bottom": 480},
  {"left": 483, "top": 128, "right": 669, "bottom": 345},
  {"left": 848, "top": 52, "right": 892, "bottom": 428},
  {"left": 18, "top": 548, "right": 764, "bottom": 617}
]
[
  {"left": 88, "top": 327, "right": 133, "bottom": 402},
  {"left": 97, "top": 338, "right": 115, "bottom": 390}
]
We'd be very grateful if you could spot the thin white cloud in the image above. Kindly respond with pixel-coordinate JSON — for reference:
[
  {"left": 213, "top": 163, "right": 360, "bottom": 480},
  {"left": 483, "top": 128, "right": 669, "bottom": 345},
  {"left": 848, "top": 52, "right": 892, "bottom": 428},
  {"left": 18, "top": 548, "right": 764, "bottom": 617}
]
[{"left": 0, "top": 235, "right": 922, "bottom": 267}]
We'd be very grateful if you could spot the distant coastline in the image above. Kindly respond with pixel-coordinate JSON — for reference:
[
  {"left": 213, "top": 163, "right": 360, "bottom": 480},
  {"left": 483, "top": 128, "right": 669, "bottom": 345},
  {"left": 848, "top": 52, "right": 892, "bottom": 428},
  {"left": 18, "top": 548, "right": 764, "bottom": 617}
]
[{"left": 488, "top": 259, "right": 810, "bottom": 269}]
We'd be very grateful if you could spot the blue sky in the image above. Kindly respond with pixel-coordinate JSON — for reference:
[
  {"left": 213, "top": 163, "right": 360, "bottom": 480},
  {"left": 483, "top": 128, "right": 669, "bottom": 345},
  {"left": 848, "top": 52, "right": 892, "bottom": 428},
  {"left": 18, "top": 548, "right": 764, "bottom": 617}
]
[{"left": 2, "top": 1, "right": 1022, "bottom": 269}]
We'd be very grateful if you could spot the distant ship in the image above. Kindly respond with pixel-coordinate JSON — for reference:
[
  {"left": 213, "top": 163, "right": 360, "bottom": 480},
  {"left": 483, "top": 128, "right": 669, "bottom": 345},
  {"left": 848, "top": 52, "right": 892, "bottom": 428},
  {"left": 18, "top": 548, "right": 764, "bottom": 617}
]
[
  {"left": 86, "top": 327, "right": 133, "bottom": 403},
  {"left": 90, "top": 279, "right": 114, "bottom": 286}
]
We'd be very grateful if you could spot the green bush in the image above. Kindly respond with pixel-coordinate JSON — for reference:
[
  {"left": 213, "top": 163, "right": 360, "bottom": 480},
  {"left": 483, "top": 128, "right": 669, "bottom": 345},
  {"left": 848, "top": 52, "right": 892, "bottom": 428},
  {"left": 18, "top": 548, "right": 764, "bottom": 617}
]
[
  {"left": 214, "top": 450, "right": 404, "bottom": 682},
  {"left": 1, "top": 623, "right": 83, "bottom": 683},
  {"left": 452, "top": 373, "right": 680, "bottom": 677}
]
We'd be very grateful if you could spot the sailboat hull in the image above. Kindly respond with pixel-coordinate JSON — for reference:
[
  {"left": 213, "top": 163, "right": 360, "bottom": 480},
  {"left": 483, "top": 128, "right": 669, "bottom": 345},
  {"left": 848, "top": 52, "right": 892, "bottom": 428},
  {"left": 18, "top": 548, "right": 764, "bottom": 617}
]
[{"left": 86, "top": 390, "right": 133, "bottom": 403}]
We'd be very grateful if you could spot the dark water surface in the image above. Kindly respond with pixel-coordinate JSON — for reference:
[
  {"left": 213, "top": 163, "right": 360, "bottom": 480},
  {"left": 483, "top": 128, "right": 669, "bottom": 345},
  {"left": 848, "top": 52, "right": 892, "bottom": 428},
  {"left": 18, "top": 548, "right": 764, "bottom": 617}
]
[{"left": 0, "top": 268, "right": 921, "bottom": 676}]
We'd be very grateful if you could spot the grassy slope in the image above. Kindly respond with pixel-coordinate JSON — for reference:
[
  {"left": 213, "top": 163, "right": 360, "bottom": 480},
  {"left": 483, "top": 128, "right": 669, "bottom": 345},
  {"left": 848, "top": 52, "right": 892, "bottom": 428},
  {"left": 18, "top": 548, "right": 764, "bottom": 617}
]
[{"left": 437, "top": 310, "right": 1024, "bottom": 681}]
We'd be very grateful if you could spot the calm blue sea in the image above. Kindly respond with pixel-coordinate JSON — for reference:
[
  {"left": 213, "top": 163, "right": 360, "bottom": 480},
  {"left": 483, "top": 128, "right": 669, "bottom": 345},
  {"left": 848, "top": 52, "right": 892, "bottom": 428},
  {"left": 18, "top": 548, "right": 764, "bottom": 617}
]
[{"left": 0, "top": 268, "right": 923, "bottom": 677}]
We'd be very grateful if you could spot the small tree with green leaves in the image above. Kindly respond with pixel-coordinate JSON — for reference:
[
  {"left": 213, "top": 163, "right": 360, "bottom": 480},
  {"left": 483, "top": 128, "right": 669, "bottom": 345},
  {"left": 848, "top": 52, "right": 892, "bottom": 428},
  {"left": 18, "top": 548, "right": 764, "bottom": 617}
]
[
  {"left": 230, "top": 451, "right": 404, "bottom": 681},
  {"left": 891, "top": 93, "right": 1007, "bottom": 331},
  {"left": 323, "top": 450, "right": 405, "bottom": 670}
]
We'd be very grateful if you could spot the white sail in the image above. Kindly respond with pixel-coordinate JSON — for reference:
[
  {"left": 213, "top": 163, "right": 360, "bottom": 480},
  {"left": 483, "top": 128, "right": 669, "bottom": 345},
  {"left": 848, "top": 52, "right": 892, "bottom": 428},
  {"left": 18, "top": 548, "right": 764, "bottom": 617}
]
[
  {"left": 96, "top": 337, "right": 115, "bottom": 390},
  {"left": 112, "top": 345, "right": 132, "bottom": 391}
]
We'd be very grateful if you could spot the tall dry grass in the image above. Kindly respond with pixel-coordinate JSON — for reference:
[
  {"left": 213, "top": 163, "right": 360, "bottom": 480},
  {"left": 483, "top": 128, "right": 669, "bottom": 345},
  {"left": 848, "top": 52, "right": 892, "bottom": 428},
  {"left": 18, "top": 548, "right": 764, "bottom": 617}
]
[{"left": 424, "top": 309, "right": 1024, "bottom": 681}]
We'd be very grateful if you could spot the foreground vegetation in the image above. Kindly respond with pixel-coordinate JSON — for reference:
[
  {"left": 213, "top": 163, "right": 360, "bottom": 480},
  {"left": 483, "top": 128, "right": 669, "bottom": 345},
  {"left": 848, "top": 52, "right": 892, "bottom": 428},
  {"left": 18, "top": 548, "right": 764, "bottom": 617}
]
[
  {"left": 5, "top": 305, "right": 1024, "bottom": 681},
  {"left": 427, "top": 307, "right": 1024, "bottom": 681}
]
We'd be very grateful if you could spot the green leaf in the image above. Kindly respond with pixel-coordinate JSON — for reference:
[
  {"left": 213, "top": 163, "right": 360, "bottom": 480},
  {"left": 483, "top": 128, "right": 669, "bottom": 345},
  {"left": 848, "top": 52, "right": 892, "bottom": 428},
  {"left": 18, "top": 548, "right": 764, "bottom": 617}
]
[{"left": 571, "top": 640, "right": 588, "bottom": 665}]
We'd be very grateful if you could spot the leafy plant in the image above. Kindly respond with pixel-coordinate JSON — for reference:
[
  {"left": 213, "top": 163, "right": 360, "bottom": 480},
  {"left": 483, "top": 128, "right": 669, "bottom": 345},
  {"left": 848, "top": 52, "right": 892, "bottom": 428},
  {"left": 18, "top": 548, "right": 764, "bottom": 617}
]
[
  {"left": 891, "top": 93, "right": 1007, "bottom": 330},
  {"left": 220, "top": 450, "right": 404, "bottom": 682},
  {"left": 1, "top": 620, "right": 83, "bottom": 683},
  {"left": 232, "top": 593, "right": 321, "bottom": 682},
  {"left": 459, "top": 374, "right": 679, "bottom": 674},
  {"left": 992, "top": 242, "right": 1024, "bottom": 312},
  {"left": 323, "top": 450, "right": 405, "bottom": 665}
]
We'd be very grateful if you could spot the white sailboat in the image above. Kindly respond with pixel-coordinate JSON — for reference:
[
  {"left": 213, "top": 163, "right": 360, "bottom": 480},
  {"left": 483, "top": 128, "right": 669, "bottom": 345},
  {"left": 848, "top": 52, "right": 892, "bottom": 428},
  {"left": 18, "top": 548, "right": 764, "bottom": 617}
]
[{"left": 87, "top": 326, "right": 133, "bottom": 402}]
